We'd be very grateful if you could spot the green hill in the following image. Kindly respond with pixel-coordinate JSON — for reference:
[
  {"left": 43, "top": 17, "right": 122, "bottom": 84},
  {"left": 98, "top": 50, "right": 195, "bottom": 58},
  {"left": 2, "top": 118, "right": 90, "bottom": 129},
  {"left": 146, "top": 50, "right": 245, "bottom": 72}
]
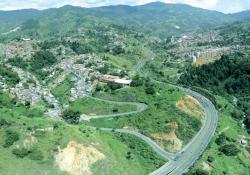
[
  {"left": 230, "top": 10, "right": 250, "bottom": 20},
  {"left": 0, "top": 2, "right": 236, "bottom": 38}
]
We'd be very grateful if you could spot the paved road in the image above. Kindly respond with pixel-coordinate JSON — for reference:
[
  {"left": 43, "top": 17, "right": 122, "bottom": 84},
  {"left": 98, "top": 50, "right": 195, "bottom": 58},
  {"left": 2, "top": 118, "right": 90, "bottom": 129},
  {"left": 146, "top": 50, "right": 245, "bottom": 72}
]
[
  {"left": 80, "top": 96, "right": 148, "bottom": 121},
  {"left": 150, "top": 86, "right": 218, "bottom": 175},
  {"left": 84, "top": 46, "right": 218, "bottom": 174},
  {"left": 101, "top": 128, "right": 176, "bottom": 160}
]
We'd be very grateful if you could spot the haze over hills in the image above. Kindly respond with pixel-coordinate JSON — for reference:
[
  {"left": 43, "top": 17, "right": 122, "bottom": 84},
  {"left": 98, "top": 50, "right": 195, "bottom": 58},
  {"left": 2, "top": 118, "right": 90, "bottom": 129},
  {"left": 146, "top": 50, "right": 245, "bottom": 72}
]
[
  {"left": 230, "top": 10, "right": 250, "bottom": 20},
  {"left": 0, "top": 2, "right": 244, "bottom": 38}
]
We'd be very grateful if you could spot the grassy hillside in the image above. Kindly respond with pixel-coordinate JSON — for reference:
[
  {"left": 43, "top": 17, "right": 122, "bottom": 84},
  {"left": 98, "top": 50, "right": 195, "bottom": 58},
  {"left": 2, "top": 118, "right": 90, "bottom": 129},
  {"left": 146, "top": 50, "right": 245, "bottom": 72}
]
[
  {"left": 0, "top": 91, "right": 165, "bottom": 175},
  {"left": 88, "top": 82, "right": 202, "bottom": 152}
]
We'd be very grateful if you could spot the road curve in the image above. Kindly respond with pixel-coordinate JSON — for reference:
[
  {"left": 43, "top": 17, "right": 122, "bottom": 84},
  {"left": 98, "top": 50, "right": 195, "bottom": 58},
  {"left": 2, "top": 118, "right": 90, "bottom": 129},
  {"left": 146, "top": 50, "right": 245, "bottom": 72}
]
[
  {"left": 80, "top": 96, "right": 148, "bottom": 121},
  {"left": 84, "top": 82, "right": 218, "bottom": 175},
  {"left": 87, "top": 45, "right": 218, "bottom": 174},
  {"left": 150, "top": 85, "right": 218, "bottom": 175}
]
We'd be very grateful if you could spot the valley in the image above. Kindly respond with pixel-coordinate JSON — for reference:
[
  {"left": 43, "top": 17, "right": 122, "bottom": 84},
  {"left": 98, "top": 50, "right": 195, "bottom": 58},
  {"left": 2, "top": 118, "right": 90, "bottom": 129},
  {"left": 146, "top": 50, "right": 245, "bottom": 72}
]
[{"left": 0, "top": 2, "right": 250, "bottom": 175}]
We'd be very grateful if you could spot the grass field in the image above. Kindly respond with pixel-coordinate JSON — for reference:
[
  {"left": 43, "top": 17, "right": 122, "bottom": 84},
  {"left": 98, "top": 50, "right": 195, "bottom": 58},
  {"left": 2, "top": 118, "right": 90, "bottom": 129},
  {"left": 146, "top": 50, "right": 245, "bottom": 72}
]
[
  {"left": 51, "top": 77, "right": 73, "bottom": 104},
  {"left": 0, "top": 91, "right": 165, "bottom": 175},
  {"left": 68, "top": 97, "right": 138, "bottom": 116}
]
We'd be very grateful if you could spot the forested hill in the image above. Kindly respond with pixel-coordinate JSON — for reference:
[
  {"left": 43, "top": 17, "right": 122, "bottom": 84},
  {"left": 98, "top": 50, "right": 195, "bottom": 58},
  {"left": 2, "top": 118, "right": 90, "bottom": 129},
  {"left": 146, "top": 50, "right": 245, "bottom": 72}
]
[
  {"left": 215, "top": 20, "right": 250, "bottom": 46},
  {"left": 230, "top": 10, "right": 250, "bottom": 20},
  {"left": 0, "top": 2, "right": 236, "bottom": 37},
  {"left": 179, "top": 54, "right": 250, "bottom": 133},
  {"left": 179, "top": 54, "right": 250, "bottom": 95}
]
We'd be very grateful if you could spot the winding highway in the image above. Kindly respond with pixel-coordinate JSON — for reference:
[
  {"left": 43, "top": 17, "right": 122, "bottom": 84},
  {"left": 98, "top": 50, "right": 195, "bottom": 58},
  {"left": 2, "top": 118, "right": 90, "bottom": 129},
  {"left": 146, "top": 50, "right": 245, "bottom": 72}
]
[
  {"left": 150, "top": 86, "right": 218, "bottom": 175},
  {"left": 82, "top": 83, "right": 218, "bottom": 175},
  {"left": 81, "top": 46, "right": 218, "bottom": 174}
]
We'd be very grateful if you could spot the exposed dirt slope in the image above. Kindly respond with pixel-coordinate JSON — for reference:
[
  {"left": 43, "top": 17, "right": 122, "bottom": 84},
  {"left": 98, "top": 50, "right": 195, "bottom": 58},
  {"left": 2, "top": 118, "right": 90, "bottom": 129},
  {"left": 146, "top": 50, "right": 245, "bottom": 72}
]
[{"left": 55, "top": 141, "right": 105, "bottom": 175}]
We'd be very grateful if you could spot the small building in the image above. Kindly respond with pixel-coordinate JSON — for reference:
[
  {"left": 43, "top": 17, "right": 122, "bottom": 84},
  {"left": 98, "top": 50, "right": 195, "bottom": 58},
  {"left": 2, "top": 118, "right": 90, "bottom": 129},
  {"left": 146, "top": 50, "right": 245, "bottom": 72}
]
[
  {"left": 100, "top": 75, "right": 132, "bottom": 86},
  {"left": 114, "top": 79, "right": 132, "bottom": 86},
  {"left": 22, "top": 38, "right": 31, "bottom": 41}
]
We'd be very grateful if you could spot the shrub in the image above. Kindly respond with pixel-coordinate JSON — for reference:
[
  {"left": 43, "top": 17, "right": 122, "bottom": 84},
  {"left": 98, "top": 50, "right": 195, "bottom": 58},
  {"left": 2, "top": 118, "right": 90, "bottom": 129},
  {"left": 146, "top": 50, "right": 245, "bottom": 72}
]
[
  {"left": 12, "top": 148, "right": 30, "bottom": 158},
  {"left": 219, "top": 144, "right": 240, "bottom": 156},
  {"left": 0, "top": 64, "right": 20, "bottom": 86},
  {"left": 215, "top": 133, "right": 227, "bottom": 145},
  {"left": 62, "top": 109, "right": 81, "bottom": 124},
  {"left": 184, "top": 168, "right": 209, "bottom": 175},
  {"left": 131, "top": 75, "right": 144, "bottom": 87},
  {"left": 145, "top": 86, "right": 156, "bottom": 95},
  {"left": 231, "top": 110, "right": 243, "bottom": 120},
  {"left": 106, "top": 82, "right": 122, "bottom": 91},
  {"left": 112, "top": 108, "right": 119, "bottom": 113},
  {"left": 27, "top": 108, "right": 43, "bottom": 118},
  {"left": 0, "top": 119, "right": 9, "bottom": 127},
  {"left": 3, "top": 130, "right": 19, "bottom": 148},
  {"left": 28, "top": 149, "right": 44, "bottom": 161},
  {"left": 207, "top": 156, "right": 215, "bottom": 163}
]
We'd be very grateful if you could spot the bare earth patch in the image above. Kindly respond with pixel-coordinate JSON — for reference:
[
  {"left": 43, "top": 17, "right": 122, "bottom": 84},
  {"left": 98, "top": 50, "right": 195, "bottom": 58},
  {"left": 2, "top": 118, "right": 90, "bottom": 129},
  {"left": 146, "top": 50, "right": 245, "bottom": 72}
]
[
  {"left": 55, "top": 141, "right": 105, "bottom": 175},
  {"left": 22, "top": 135, "right": 37, "bottom": 149},
  {"left": 151, "top": 122, "right": 182, "bottom": 152},
  {"left": 202, "top": 161, "right": 213, "bottom": 172},
  {"left": 176, "top": 95, "right": 204, "bottom": 121}
]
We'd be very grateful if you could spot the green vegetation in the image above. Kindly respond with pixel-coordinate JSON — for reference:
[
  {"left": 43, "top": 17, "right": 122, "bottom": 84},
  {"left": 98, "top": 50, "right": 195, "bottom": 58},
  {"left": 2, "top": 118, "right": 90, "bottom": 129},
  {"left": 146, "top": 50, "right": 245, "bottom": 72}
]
[
  {"left": 62, "top": 109, "right": 81, "bottom": 124},
  {"left": 219, "top": 144, "right": 240, "bottom": 156},
  {"left": 180, "top": 53, "right": 250, "bottom": 174},
  {"left": 3, "top": 130, "right": 19, "bottom": 148},
  {"left": 0, "top": 64, "right": 20, "bottom": 87},
  {"left": 51, "top": 77, "right": 73, "bottom": 104},
  {"left": 68, "top": 97, "right": 138, "bottom": 116},
  {"left": 0, "top": 91, "right": 164, "bottom": 175},
  {"left": 89, "top": 83, "right": 202, "bottom": 149},
  {"left": 7, "top": 57, "right": 28, "bottom": 69},
  {"left": 179, "top": 55, "right": 250, "bottom": 96},
  {"left": 12, "top": 148, "right": 30, "bottom": 158},
  {"left": 179, "top": 54, "right": 250, "bottom": 133},
  {"left": 30, "top": 50, "right": 57, "bottom": 79},
  {"left": 185, "top": 96, "right": 250, "bottom": 175},
  {"left": 0, "top": 2, "right": 236, "bottom": 39},
  {"left": 115, "top": 133, "right": 165, "bottom": 171},
  {"left": 1, "top": 3, "right": 250, "bottom": 174}
]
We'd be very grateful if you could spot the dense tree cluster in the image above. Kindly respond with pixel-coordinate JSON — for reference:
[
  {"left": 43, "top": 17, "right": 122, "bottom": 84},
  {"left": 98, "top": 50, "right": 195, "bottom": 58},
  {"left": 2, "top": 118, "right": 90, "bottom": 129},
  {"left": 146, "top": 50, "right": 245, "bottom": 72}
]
[
  {"left": 29, "top": 50, "right": 57, "bottom": 79},
  {"left": 184, "top": 169, "right": 209, "bottom": 175},
  {"left": 0, "top": 64, "right": 20, "bottom": 87},
  {"left": 3, "top": 130, "right": 19, "bottom": 148},
  {"left": 30, "top": 50, "right": 57, "bottom": 71},
  {"left": 179, "top": 54, "right": 250, "bottom": 133},
  {"left": 179, "top": 55, "right": 250, "bottom": 95},
  {"left": 8, "top": 57, "right": 28, "bottom": 69},
  {"left": 62, "top": 109, "right": 81, "bottom": 124},
  {"left": 12, "top": 147, "right": 44, "bottom": 160},
  {"left": 219, "top": 144, "right": 240, "bottom": 156},
  {"left": 131, "top": 75, "right": 156, "bottom": 95},
  {"left": 66, "top": 41, "right": 93, "bottom": 55}
]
